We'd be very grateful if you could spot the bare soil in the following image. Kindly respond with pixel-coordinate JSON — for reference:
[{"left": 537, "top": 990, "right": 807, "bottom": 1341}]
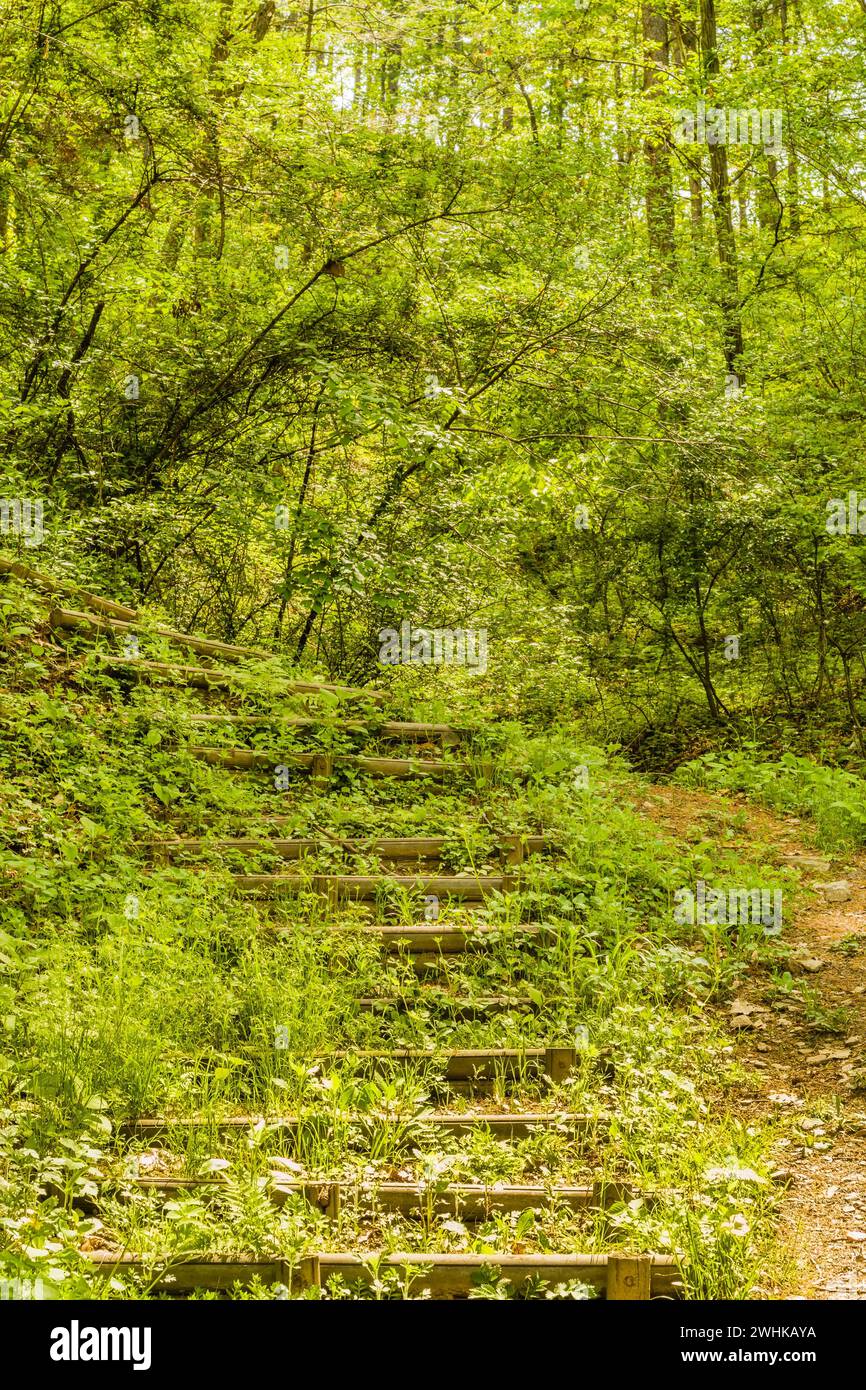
[{"left": 637, "top": 783, "right": 866, "bottom": 1299}]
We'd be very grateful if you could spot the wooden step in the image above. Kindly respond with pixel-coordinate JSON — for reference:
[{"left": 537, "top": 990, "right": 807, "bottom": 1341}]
[
  {"left": 91, "top": 652, "right": 234, "bottom": 689},
  {"left": 50, "top": 604, "right": 274, "bottom": 662},
  {"left": 122, "top": 1176, "right": 340, "bottom": 1217},
  {"left": 231, "top": 873, "right": 516, "bottom": 900},
  {"left": 189, "top": 750, "right": 461, "bottom": 783},
  {"left": 88, "top": 652, "right": 384, "bottom": 702},
  {"left": 305, "top": 924, "right": 545, "bottom": 953},
  {"left": 87, "top": 1250, "right": 678, "bottom": 1298},
  {"left": 189, "top": 747, "right": 457, "bottom": 778},
  {"left": 185, "top": 714, "right": 462, "bottom": 744},
  {"left": 136, "top": 833, "right": 548, "bottom": 865},
  {"left": 0, "top": 556, "right": 138, "bottom": 620},
  {"left": 138, "top": 835, "right": 321, "bottom": 861},
  {"left": 122, "top": 1175, "right": 622, "bottom": 1220},
  {"left": 357, "top": 994, "right": 537, "bottom": 1017},
  {"left": 122, "top": 1111, "right": 594, "bottom": 1142},
  {"left": 163, "top": 1046, "right": 575, "bottom": 1086},
  {"left": 310, "top": 1252, "right": 676, "bottom": 1299},
  {"left": 360, "top": 923, "right": 543, "bottom": 952},
  {"left": 314, "top": 1046, "right": 576, "bottom": 1083}
]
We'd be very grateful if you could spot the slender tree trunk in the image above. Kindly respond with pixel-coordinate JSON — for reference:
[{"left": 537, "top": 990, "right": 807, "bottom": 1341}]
[
  {"left": 749, "top": 0, "right": 783, "bottom": 229},
  {"left": 757, "top": 150, "right": 783, "bottom": 228},
  {"left": 551, "top": 54, "right": 566, "bottom": 146},
  {"left": 786, "top": 140, "right": 801, "bottom": 233},
  {"left": 275, "top": 384, "right": 325, "bottom": 641},
  {"left": 812, "top": 542, "right": 828, "bottom": 700},
  {"left": 693, "top": 577, "right": 728, "bottom": 720},
  {"left": 779, "top": 0, "right": 801, "bottom": 232},
  {"left": 689, "top": 168, "right": 704, "bottom": 239},
  {"left": 670, "top": 9, "right": 704, "bottom": 241},
  {"left": 642, "top": 3, "right": 676, "bottom": 277},
  {"left": 700, "top": 0, "right": 745, "bottom": 375},
  {"left": 0, "top": 156, "right": 8, "bottom": 252},
  {"left": 383, "top": 40, "right": 402, "bottom": 110},
  {"left": 833, "top": 643, "right": 866, "bottom": 755}
]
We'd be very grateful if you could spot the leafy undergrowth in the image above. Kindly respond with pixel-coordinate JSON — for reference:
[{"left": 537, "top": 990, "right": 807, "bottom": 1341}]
[
  {"left": 0, "top": 588, "right": 799, "bottom": 1299},
  {"left": 673, "top": 748, "right": 866, "bottom": 853}
]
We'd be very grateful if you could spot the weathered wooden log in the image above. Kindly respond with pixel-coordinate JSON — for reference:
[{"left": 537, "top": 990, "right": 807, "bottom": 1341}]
[
  {"left": 189, "top": 746, "right": 454, "bottom": 778},
  {"left": 0, "top": 556, "right": 138, "bottom": 619},
  {"left": 310, "top": 1046, "right": 576, "bottom": 1082},
  {"left": 49, "top": 605, "right": 273, "bottom": 661},
  {"left": 356, "top": 993, "right": 538, "bottom": 1018},
  {"left": 122, "top": 1110, "right": 595, "bottom": 1142},
  {"left": 136, "top": 834, "right": 548, "bottom": 864},
  {"left": 120, "top": 1175, "right": 620, "bottom": 1220},
  {"left": 185, "top": 714, "right": 462, "bottom": 743},
  {"left": 86, "top": 1250, "right": 678, "bottom": 1298},
  {"left": 230, "top": 873, "right": 516, "bottom": 900},
  {"left": 53, "top": 609, "right": 384, "bottom": 700},
  {"left": 300, "top": 924, "right": 545, "bottom": 953}
]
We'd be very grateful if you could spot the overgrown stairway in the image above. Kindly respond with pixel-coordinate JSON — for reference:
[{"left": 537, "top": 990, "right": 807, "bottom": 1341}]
[{"left": 2, "top": 558, "right": 681, "bottom": 1301}]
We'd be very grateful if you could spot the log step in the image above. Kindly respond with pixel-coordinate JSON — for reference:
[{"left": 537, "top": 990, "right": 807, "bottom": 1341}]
[
  {"left": 122, "top": 1176, "right": 626, "bottom": 1220},
  {"left": 311, "top": 1046, "right": 576, "bottom": 1082},
  {"left": 136, "top": 833, "right": 548, "bottom": 865},
  {"left": 50, "top": 604, "right": 273, "bottom": 662},
  {"left": 357, "top": 994, "right": 538, "bottom": 1017},
  {"left": 163, "top": 1046, "right": 576, "bottom": 1085},
  {"left": 185, "top": 715, "right": 462, "bottom": 743},
  {"left": 92, "top": 652, "right": 234, "bottom": 689},
  {"left": 189, "top": 747, "right": 456, "bottom": 777},
  {"left": 0, "top": 556, "right": 138, "bottom": 620},
  {"left": 356, "top": 923, "right": 544, "bottom": 952},
  {"left": 122, "top": 1111, "right": 594, "bottom": 1142},
  {"left": 87, "top": 652, "right": 384, "bottom": 702},
  {"left": 231, "top": 873, "right": 516, "bottom": 900},
  {"left": 86, "top": 1250, "right": 678, "bottom": 1298},
  {"left": 288, "top": 924, "right": 546, "bottom": 953}
]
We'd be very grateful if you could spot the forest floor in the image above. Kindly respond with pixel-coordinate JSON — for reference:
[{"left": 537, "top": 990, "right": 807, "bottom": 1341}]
[{"left": 639, "top": 783, "right": 866, "bottom": 1300}]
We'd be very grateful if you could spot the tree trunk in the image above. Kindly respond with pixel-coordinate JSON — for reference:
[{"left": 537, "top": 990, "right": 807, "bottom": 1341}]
[
  {"left": 780, "top": 0, "right": 801, "bottom": 232},
  {"left": 699, "top": 0, "right": 745, "bottom": 375},
  {"left": 749, "top": 0, "right": 784, "bottom": 230},
  {"left": 642, "top": 3, "right": 676, "bottom": 277},
  {"left": 670, "top": 9, "right": 704, "bottom": 241}
]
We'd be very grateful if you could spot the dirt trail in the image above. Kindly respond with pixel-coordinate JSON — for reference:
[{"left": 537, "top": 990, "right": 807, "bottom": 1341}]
[{"left": 637, "top": 783, "right": 866, "bottom": 1299}]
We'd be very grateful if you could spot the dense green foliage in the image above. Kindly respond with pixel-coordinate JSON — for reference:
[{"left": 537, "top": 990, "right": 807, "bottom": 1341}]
[
  {"left": 1, "top": 0, "right": 863, "bottom": 1305},
  {"left": 0, "top": 604, "right": 795, "bottom": 1299},
  {"left": 3, "top": 0, "right": 866, "bottom": 741}
]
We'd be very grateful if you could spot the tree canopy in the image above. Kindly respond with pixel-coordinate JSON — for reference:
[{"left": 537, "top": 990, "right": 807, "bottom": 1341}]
[{"left": 2, "top": 0, "right": 865, "bottom": 749}]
